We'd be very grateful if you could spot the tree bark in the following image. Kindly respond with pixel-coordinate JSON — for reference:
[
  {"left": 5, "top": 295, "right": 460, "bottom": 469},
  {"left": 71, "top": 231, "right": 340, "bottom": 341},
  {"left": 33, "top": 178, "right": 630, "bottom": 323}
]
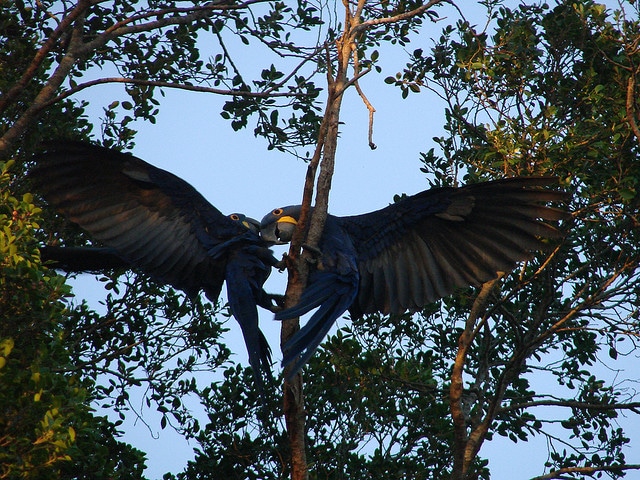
[
  {"left": 279, "top": 2, "right": 445, "bottom": 477},
  {"left": 449, "top": 278, "right": 498, "bottom": 480},
  {"left": 280, "top": 42, "right": 350, "bottom": 480}
]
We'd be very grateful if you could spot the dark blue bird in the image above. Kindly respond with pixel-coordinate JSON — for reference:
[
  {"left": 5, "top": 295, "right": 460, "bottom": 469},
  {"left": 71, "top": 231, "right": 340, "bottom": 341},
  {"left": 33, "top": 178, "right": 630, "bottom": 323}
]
[
  {"left": 31, "top": 141, "right": 279, "bottom": 391},
  {"left": 261, "top": 177, "right": 568, "bottom": 374}
]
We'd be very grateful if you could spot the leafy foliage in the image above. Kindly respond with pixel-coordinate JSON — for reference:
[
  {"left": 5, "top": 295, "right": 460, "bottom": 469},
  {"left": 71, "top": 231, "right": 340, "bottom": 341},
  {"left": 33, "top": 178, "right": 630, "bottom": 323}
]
[
  {"left": 0, "top": 160, "right": 147, "bottom": 478},
  {"left": 1, "top": 0, "right": 329, "bottom": 156}
]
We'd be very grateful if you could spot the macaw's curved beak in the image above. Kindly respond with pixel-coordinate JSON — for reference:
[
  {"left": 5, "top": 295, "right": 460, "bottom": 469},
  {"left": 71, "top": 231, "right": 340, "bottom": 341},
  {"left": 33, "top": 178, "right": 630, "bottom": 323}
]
[
  {"left": 241, "top": 216, "right": 261, "bottom": 235},
  {"left": 261, "top": 216, "right": 298, "bottom": 244}
]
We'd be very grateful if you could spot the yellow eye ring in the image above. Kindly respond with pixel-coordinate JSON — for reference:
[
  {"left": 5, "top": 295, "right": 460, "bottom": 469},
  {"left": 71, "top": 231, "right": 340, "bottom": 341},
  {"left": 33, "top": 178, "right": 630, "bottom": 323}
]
[
  {"left": 230, "top": 214, "right": 240, "bottom": 221},
  {"left": 273, "top": 208, "right": 283, "bottom": 216}
]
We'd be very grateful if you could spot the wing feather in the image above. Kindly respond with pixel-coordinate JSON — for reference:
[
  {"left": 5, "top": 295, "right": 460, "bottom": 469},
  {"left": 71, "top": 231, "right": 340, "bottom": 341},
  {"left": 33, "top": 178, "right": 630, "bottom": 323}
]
[
  {"left": 339, "top": 177, "right": 568, "bottom": 317},
  {"left": 405, "top": 239, "right": 428, "bottom": 308},
  {"left": 30, "top": 141, "right": 245, "bottom": 297},
  {"left": 393, "top": 248, "right": 412, "bottom": 312},
  {"left": 33, "top": 141, "right": 277, "bottom": 389}
]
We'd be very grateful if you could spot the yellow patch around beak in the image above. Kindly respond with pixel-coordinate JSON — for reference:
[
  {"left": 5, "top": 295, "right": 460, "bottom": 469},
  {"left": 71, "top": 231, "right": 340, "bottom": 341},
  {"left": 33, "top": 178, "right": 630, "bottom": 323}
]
[{"left": 277, "top": 216, "right": 298, "bottom": 225}]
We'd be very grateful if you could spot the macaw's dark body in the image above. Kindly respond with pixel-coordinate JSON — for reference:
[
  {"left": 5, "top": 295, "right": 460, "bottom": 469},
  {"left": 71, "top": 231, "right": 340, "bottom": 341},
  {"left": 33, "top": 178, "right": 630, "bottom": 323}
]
[
  {"left": 261, "top": 177, "right": 569, "bottom": 374},
  {"left": 31, "top": 141, "right": 278, "bottom": 391}
]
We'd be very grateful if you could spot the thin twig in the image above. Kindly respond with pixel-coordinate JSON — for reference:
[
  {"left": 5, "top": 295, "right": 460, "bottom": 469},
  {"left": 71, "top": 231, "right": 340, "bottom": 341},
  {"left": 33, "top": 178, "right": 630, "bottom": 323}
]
[
  {"left": 352, "top": 46, "right": 376, "bottom": 149},
  {"left": 42, "top": 77, "right": 310, "bottom": 109}
]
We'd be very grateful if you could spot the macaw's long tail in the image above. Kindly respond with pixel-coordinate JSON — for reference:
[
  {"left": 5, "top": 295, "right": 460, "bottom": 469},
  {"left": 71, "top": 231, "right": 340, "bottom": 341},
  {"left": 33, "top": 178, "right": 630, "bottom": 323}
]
[
  {"left": 276, "top": 270, "right": 358, "bottom": 377},
  {"left": 237, "top": 318, "right": 273, "bottom": 394},
  {"left": 225, "top": 259, "right": 273, "bottom": 394},
  {"left": 227, "top": 300, "right": 273, "bottom": 394}
]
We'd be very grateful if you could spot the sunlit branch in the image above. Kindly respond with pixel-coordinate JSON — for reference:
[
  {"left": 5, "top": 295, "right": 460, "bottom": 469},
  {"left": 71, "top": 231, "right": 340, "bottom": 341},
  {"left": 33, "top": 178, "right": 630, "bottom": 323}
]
[
  {"left": 497, "top": 399, "right": 640, "bottom": 414},
  {"left": 350, "top": 45, "right": 376, "bottom": 149},
  {"left": 626, "top": 74, "right": 640, "bottom": 143},
  {"left": 450, "top": 277, "right": 500, "bottom": 479},
  {"left": 531, "top": 464, "right": 640, "bottom": 480},
  {"left": 350, "top": 0, "right": 444, "bottom": 38}
]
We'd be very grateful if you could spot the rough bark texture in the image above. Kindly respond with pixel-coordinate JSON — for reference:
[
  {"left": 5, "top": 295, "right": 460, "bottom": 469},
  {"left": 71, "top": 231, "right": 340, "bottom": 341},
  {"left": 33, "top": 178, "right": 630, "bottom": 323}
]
[{"left": 449, "top": 278, "right": 498, "bottom": 480}]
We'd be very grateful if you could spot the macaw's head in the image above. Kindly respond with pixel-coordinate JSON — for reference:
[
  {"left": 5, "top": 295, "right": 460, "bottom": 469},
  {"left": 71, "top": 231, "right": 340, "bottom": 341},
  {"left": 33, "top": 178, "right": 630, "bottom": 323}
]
[
  {"left": 228, "top": 213, "right": 261, "bottom": 235},
  {"left": 260, "top": 205, "right": 302, "bottom": 245}
]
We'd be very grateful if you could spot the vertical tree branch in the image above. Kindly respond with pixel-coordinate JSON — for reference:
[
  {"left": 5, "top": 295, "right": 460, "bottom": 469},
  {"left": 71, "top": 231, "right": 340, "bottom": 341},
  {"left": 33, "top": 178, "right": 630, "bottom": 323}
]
[
  {"left": 280, "top": 78, "right": 333, "bottom": 480},
  {"left": 280, "top": 2, "right": 445, "bottom": 478},
  {"left": 449, "top": 277, "right": 499, "bottom": 480},
  {"left": 280, "top": 3, "right": 360, "bottom": 478},
  {"left": 626, "top": 74, "right": 640, "bottom": 143}
]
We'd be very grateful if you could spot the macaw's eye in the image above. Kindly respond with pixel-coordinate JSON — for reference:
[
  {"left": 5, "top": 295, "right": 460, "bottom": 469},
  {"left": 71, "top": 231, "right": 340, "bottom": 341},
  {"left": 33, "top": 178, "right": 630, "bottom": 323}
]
[
  {"left": 230, "top": 214, "right": 240, "bottom": 221},
  {"left": 273, "top": 208, "right": 283, "bottom": 216}
]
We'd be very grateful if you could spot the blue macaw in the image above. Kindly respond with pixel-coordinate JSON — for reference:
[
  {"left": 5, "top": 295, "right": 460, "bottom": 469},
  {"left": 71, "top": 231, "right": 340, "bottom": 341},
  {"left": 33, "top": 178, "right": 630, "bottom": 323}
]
[
  {"left": 260, "top": 177, "right": 568, "bottom": 374},
  {"left": 31, "top": 141, "right": 279, "bottom": 391}
]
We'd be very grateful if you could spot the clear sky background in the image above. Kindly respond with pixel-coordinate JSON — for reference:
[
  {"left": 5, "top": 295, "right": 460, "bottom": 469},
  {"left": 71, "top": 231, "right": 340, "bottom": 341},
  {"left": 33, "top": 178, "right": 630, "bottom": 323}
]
[{"left": 61, "top": 1, "right": 640, "bottom": 478}]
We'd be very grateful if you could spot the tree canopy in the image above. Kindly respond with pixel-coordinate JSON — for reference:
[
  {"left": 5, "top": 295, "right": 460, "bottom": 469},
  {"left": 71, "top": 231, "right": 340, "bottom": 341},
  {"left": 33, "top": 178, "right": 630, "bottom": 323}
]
[{"left": 2, "top": 0, "right": 640, "bottom": 479}]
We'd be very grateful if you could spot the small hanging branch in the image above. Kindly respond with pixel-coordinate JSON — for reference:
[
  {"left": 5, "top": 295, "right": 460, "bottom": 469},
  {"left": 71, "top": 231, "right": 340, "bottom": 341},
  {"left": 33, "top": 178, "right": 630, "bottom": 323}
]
[{"left": 352, "top": 44, "right": 377, "bottom": 149}]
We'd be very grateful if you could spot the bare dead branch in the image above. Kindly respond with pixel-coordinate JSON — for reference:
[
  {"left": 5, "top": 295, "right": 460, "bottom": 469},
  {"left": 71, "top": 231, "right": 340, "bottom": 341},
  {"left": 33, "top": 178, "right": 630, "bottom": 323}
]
[{"left": 351, "top": 46, "right": 377, "bottom": 149}]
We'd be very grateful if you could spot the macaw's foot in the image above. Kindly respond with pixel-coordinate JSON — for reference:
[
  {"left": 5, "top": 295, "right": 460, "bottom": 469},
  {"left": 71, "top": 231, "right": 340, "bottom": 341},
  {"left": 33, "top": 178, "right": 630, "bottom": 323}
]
[
  {"left": 275, "top": 255, "right": 288, "bottom": 271},
  {"left": 262, "top": 293, "right": 286, "bottom": 313}
]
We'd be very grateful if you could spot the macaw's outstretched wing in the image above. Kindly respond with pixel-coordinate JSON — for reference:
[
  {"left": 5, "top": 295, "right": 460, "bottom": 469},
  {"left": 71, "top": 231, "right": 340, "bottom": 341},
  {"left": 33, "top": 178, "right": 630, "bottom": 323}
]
[
  {"left": 31, "top": 141, "right": 275, "bottom": 390},
  {"left": 338, "top": 176, "right": 569, "bottom": 318},
  {"left": 40, "top": 245, "right": 130, "bottom": 272},
  {"left": 262, "top": 176, "right": 568, "bottom": 376},
  {"left": 30, "top": 141, "right": 245, "bottom": 299}
]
